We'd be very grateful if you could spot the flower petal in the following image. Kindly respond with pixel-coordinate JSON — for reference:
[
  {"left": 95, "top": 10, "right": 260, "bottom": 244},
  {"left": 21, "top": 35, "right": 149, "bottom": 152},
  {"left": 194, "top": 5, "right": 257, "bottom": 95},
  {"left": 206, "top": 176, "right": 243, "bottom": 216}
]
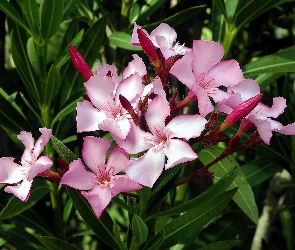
[
  {"left": 107, "top": 146, "right": 129, "bottom": 174},
  {"left": 260, "top": 97, "right": 286, "bottom": 118},
  {"left": 27, "top": 156, "right": 53, "bottom": 181},
  {"left": 191, "top": 85, "right": 214, "bottom": 117},
  {"left": 192, "top": 40, "right": 224, "bottom": 75},
  {"left": 82, "top": 137, "right": 110, "bottom": 172},
  {"left": 76, "top": 101, "right": 106, "bottom": 133},
  {"left": 164, "top": 139, "right": 198, "bottom": 169},
  {"left": 0, "top": 157, "right": 24, "bottom": 183},
  {"left": 115, "top": 121, "right": 151, "bottom": 154},
  {"left": 111, "top": 175, "right": 142, "bottom": 197},
  {"left": 84, "top": 75, "right": 115, "bottom": 110},
  {"left": 33, "top": 128, "right": 52, "bottom": 157},
  {"left": 60, "top": 158, "right": 96, "bottom": 190},
  {"left": 126, "top": 148, "right": 165, "bottom": 187},
  {"left": 123, "top": 54, "right": 147, "bottom": 79},
  {"left": 4, "top": 178, "right": 32, "bottom": 202},
  {"left": 208, "top": 60, "right": 243, "bottom": 88},
  {"left": 167, "top": 114, "right": 207, "bottom": 140},
  {"left": 82, "top": 185, "right": 111, "bottom": 219},
  {"left": 17, "top": 131, "right": 34, "bottom": 150},
  {"left": 99, "top": 117, "right": 131, "bottom": 140}
]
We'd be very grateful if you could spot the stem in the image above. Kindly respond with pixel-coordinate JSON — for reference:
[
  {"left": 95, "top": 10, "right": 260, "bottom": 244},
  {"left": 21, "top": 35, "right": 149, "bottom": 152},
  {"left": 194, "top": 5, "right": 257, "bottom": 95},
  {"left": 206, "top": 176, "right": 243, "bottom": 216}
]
[{"left": 222, "top": 24, "right": 238, "bottom": 60}]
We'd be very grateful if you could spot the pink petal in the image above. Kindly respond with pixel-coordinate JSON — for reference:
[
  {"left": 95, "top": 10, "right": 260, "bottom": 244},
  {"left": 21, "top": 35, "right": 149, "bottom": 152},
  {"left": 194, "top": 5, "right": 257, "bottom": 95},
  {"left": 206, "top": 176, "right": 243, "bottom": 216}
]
[
  {"left": 145, "top": 94, "right": 170, "bottom": 133},
  {"left": 107, "top": 146, "right": 128, "bottom": 174},
  {"left": 98, "top": 117, "right": 131, "bottom": 140},
  {"left": 192, "top": 40, "right": 224, "bottom": 75},
  {"left": 131, "top": 23, "right": 150, "bottom": 46},
  {"left": 250, "top": 118, "right": 272, "bottom": 145},
  {"left": 209, "top": 89, "right": 231, "bottom": 103},
  {"left": 208, "top": 60, "right": 243, "bottom": 88},
  {"left": 274, "top": 122, "right": 295, "bottom": 135},
  {"left": 17, "top": 131, "right": 34, "bottom": 150},
  {"left": 60, "top": 158, "right": 96, "bottom": 190},
  {"left": 33, "top": 128, "right": 52, "bottom": 157},
  {"left": 164, "top": 139, "right": 198, "bottom": 169},
  {"left": 76, "top": 101, "right": 106, "bottom": 133},
  {"left": 115, "top": 121, "right": 152, "bottom": 154},
  {"left": 96, "top": 64, "right": 120, "bottom": 86},
  {"left": 261, "top": 97, "right": 286, "bottom": 118},
  {"left": 229, "top": 79, "right": 260, "bottom": 102},
  {"left": 166, "top": 114, "right": 207, "bottom": 140},
  {"left": 122, "top": 54, "right": 147, "bottom": 79},
  {"left": 82, "top": 137, "right": 110, "bottom": 173},
  {"left": 191, "top": 85, "right": 214, "bottom": 117},
  {"left": 126, "top": 148, "right": 165, "bottom": 187},
  {"left": 116, "top": 73, "right": 144, "bottom": 103},
  {"left": 84, "top": 75, "right": 115, "bottom": 110},
  {"left": 4, "top": 178, "right": 32, "bottom": 202},
  {"left": 0, "top": 157, "right": 24, "bottom": 184},
  {"left": 111, "top": 175, "right": 142, "bottom": 197},
  {"left": 170, "top": 51, "right": 195, "bottom": 89},
  {"left": 150, "top": 23, "right": 177, "bottom": 48},
  {"left": 82, "top": 185, "right": 111, "bottom": 219},
  {"left": 27, "top": 156, "right": 53, "bottom": 181}
]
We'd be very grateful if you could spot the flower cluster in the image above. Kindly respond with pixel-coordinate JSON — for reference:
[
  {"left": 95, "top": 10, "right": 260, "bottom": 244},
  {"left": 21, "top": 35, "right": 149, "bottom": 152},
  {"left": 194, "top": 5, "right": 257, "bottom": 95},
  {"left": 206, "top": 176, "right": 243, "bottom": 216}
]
[{"left": 1, "top": 23, "right": 295, "bottom": 219}]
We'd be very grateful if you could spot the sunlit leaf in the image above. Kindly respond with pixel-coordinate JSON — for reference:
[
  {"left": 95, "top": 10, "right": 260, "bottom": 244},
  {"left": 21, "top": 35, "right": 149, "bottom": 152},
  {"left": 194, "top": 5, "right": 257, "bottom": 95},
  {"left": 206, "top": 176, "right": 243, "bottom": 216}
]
[
  {"left": 198, "top": 146, "right": 258, "bottom": 224},
  {"left": 108, "top": 32, "right": 142, "bottom": 51}
]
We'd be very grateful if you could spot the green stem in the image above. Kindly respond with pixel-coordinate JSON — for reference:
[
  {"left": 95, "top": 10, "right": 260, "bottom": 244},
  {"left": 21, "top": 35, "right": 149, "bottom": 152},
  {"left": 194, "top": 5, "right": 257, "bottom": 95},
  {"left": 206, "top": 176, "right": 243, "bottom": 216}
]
[{"left": 222, "top": 24, "right": 238, "bottom": 60}]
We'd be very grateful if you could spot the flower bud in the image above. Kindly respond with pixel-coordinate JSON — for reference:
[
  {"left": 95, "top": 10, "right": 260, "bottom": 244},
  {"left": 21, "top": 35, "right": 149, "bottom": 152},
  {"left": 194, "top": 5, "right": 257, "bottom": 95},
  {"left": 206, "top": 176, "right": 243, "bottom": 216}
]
[
  {"left": 68, "top": 45, "right": 93, "bottom": 80},
  {"left": 220, "top": 93, "right": 262, "bottom": 131},
  {"left": 137, "top": 29, "right": 159, "bottom": 64}
]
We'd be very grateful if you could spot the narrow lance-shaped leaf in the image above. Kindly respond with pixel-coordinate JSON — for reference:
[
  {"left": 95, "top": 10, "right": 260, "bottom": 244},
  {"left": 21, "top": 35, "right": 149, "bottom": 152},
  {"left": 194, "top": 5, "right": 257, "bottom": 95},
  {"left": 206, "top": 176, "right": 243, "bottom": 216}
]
[
  {"left": 43, "top": 64, "right": 61, "bottom": 106},
  {"left": 161, "top": 188, "right": 238, "bottom": 249},
  {"left": 146, "top": 165, "right": 239, "bottom": 220},
  {"left": 23, "top": 0, "right": 40, "bottom": 37},
  {"left": 0, "top": 0, "right": 29, "bottom": 32},
  {"left": 40, "top": 0, "right": 63, "bottom": 41},
  {"left": 36, "top": 236, "right": 79, "bottom": 250},
  {"left": 198, "top": 146, "right": 259, "bottom": 224},
  {"left": 132, "top": 215, "right": 148, "bottom": 246},
  {"left": 27, "top": 37, "right": 41, "bottom": 76}
]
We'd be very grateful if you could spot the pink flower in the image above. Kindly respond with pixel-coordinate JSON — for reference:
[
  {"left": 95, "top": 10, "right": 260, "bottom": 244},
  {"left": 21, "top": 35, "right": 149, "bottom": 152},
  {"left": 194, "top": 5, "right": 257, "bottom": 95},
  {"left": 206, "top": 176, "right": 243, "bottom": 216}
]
[
  {"left": 60, "top": 137, "right": 142, "bottom": 219},
  {"left": 76, "top": 64, "right": 145, "bottom": 140},
  {"left": 170, "top": 40, "right": 243, "bottom": 117},
  {"left": 132, "top": 23, "right": 191, "bottom": 60},
  {"left": 115, "top": 92, "right": 207, "bottom": 187},
  {"left": 219, "top": 79, "right": 295, "bottom": 144},
  {"left": 0, "top": 128, "right": 53, "bottom": 201}
]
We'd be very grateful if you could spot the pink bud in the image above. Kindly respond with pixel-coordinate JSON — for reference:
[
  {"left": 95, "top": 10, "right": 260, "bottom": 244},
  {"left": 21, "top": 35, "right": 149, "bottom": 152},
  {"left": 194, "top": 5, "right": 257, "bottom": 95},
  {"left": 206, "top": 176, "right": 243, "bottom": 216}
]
[
  {"left": 137, "top": 29, "right": 158, "bottom": 62},
  {"left": 220, "top": 93, "right": 263, "bottom": 131},
  {"left": 68, "top": 45, "right": 93, "bottom": 80}
]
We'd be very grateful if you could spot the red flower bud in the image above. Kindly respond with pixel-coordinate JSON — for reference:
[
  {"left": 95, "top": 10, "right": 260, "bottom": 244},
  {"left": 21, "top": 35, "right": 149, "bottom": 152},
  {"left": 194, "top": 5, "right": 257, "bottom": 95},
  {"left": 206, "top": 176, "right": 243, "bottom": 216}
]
[
  {"left": 220, "top": 93, "right": 263, "bottom": 131},
  {"left": 137, "top": 29, "right": 158, "bottom": 63},
  {"left": 68, "top": 45, "right": 93, "bottom": 80}
]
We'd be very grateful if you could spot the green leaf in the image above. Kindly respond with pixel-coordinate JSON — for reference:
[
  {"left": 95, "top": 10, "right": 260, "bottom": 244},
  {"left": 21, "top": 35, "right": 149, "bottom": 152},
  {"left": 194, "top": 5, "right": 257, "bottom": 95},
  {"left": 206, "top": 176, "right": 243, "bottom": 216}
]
[
  {"left": 243, "top": 46, "right": 295, "bottom": 78},
  {"left": 136, "top": 0, "right": 167, "bottom": 24},
  {"left": 0, "top": 0, "right": 29, "bottom": 32},
  {"left": 113, "top": 223, "right": 128, "bottom": 250},
  {"left": 142, "top": 230, "right": 165, "bottom": 250},
  {"left": 67, "top": 188, "right": 119, "bottom": 249},
  {"left": 51, "top": 135, "right": 78, "bottom": 164},
  {"left": 40, "top": 0, "right": 64, "bottom": 41},
  {"left": 233, "top": 0, "right": 292, "bottom": 29},
  {"left": 198, "top": 240, "right": 242, "bottom": 250},
  {"left": 36, "top": 236, "right": 79, "bottom": 250},
  {"left": 242, "top": 156, "right": 283, "bottom": 187},
  {"left": 11, "top": 29, "right": 40, "bottom": 106},
  {"left": 111, "top": 196, "right": 136, "bottom": 216},
  {"left": 55, "top": 30, "right": 84, "bottom": 69},
  {"left": 24, "top": 0, "right": 40, "bottom": 36},
  {"left": 254, "top": 72, "right": 284, "bottom": 90},
  {"left": 27, "top": 37, "right": 41, "bottom": 76},
  {"left": 59, "top": 15, "right": 107, "bottom": 108},
  {"left": 214, "top": 0, "right": 227, "bottom": 19},
  {"left": 43, "top": 64, "right": 61, "bottom": 106},
  {"left": 212, "top": 0, "right": 226, "bottom": 43},
  {"left": 62, "top": 0, "right": 79, "bottom": 21},
  {"left": 143, "top": 5, "right": 206, "bottom": 31},
  {"left": 198, "top": 146, "right": 259, "bottom": 224},
  {"left": 52, "top": 96, "right": 83, "bottom": 126},
  {"left": 129, "top": 3, "right": 140, "bottom": 24},
  {"left": 108, "top": 32, "right": 141, "bottom": 51},
  {"left": 0, "top": 93, "right": 33, "bottom": 139},
  {"left": 146, "top": 166, "right": 239, "bottom": 220},
  {"left": 132, "top": 215, "right": 148, "bottom": 245},
  {"left": 0, "top": 179, "right": 49, "bottom": 220},
  {"left": 161, "top": 188, "right": 237, "bottom": 248}
]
